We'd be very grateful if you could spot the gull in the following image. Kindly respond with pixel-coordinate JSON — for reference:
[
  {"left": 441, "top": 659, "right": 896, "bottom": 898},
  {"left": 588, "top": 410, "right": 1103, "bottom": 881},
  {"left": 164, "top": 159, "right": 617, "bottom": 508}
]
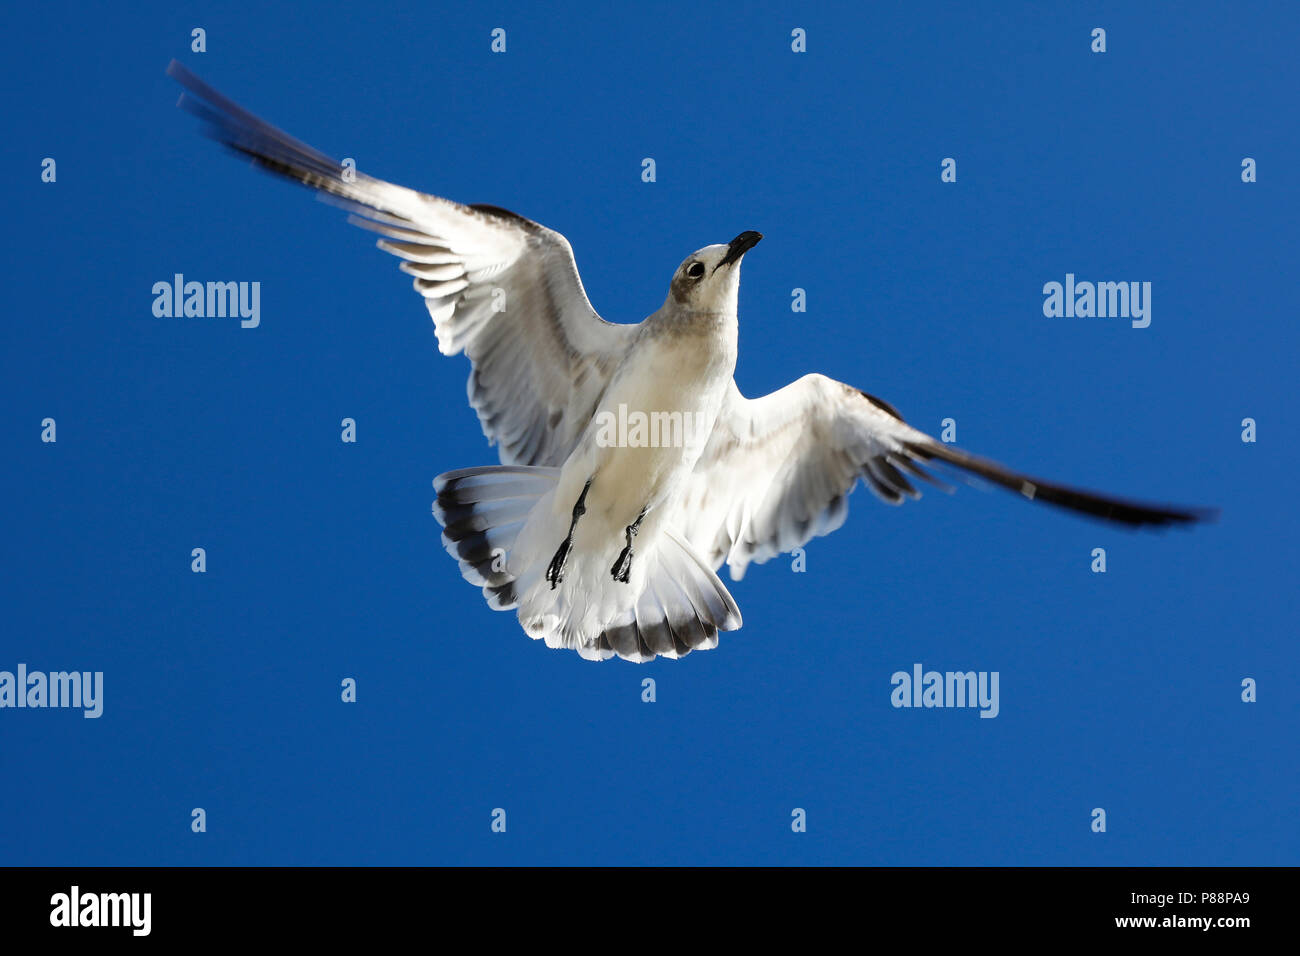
[{"left": 169, "top": 62, "right": 1214, "bottom": 662}]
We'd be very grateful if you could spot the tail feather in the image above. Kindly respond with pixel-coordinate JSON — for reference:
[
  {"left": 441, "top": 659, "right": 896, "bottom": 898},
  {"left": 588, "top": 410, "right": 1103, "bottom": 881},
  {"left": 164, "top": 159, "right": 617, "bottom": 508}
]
[
  {"left": 576, "top": 529, "right": 741, "bottom": 663},
  {"left": 661, "top": 528, "right": 742, "bottom": 635},
  {"left": 433, "top": 465, "right": 560, "bottom": 608},
  {"left": 433, "top": 466, "right": 743, "bottom": 662}
]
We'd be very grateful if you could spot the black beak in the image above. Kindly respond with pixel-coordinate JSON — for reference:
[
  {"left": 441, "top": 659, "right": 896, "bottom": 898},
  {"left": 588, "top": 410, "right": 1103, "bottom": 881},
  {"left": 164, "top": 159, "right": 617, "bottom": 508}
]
[{"left": 714, "top": 230, "right": 763, "bottom": 273}]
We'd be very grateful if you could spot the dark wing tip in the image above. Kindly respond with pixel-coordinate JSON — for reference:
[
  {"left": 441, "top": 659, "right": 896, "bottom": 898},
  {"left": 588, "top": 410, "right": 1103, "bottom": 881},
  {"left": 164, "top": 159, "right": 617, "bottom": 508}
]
[
  {"left": 905, "top": 440, "right": 1216, "bottom": 529},
  {"left": 468, "top": 203, "right": 540, "bottom": 231},
  {"left": 168, "top": 60, "right": 344, "bottom": 189},
  {"left": 856, "top": 388, "right": 906, "bottom": 422}
]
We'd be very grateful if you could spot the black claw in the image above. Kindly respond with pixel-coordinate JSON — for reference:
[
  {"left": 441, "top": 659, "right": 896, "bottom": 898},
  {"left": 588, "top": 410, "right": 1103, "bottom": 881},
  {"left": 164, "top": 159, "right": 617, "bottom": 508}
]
[
  {"left": 610, "top": 546, "right": 632, "bottom": 583},
  {"left": 547, "top": 478, "right": 593, "bottom": 590},
  {"left": 610, "top": 506, "right": 647, "bottom": 583},
  {"left": 546, "top": 540, "right": 570, "bottom": 589}
]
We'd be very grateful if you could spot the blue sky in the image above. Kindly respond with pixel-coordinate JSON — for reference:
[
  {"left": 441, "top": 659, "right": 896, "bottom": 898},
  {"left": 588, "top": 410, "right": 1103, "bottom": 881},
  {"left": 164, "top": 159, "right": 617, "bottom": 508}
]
[{"left": 2, "top": 0, "right": 1296, "bottom": 865}]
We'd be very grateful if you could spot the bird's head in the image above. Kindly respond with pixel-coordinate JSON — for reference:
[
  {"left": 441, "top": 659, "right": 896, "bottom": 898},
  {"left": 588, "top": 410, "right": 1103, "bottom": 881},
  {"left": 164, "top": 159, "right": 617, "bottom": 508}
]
[{"left": 667, "top": 231, "right": 763, "bottom": 314}]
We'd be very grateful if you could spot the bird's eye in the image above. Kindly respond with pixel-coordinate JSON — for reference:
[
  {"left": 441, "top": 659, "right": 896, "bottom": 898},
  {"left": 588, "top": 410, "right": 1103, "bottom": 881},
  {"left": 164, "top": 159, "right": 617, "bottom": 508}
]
[{"left": 686, "top": 262, "right": 705, "bottom": 279}]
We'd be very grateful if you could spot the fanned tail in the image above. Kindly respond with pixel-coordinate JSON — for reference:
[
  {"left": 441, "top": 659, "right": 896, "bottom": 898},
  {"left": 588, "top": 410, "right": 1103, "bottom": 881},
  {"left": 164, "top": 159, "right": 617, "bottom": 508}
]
[{"left": 433, "top": 465, "right": 561, "bottom": 611}]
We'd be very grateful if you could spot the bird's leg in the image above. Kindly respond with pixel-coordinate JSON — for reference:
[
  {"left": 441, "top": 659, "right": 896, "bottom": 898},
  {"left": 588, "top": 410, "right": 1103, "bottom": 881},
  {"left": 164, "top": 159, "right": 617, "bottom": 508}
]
[
  {"left": 610, "top": 506, "right": 647, "bottom": 584},
  {"left": 546, "top": 478, "right": 592, "bottom": 590}
]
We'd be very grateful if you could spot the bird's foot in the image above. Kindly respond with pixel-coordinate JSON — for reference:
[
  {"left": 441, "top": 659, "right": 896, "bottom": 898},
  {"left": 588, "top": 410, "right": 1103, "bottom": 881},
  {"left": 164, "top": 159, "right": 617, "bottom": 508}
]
[
  {"left": 546, "top": 539, "right": 571, "bottom": 589},
  {"left": 548, "top": 478, "right": 593, "bottom": 590},
  {"left": 609, "top": 506, "right": 646, "bottom": 584},
  {"left": 610, "top": 545, "right": 633, "bottom": 583}
]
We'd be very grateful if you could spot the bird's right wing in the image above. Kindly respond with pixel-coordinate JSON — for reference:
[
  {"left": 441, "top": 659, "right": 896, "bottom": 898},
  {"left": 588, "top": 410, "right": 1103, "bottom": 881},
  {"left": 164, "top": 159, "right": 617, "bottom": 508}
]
[
  {"left": 169, "top": 61, "right": 635, "bottom": 467},
  {"left": 680, "top": 375, "right": 1214, "bottom": 580}
]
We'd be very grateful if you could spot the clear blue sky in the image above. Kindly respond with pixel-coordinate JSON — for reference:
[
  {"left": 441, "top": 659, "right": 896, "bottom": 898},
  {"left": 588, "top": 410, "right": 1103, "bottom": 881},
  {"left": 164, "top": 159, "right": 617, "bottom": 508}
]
[{"left": 3, "top": 0, "right": 1296, "bottom": 865}]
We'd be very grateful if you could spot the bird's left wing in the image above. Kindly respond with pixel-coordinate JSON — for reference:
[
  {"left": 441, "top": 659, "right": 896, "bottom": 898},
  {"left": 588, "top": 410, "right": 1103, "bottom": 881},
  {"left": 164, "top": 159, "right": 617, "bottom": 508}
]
[
  {"left": 168, "top": 61, "right": 635, "bottom": 467},
  {"left": 680, "top": 374, "right": 1214, "bottom": 580}
]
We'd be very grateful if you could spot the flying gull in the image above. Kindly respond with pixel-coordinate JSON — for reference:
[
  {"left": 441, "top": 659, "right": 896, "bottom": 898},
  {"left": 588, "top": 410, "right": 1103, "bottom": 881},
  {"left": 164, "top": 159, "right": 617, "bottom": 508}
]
[{"left": 168, "top": 61, "right": 1214, "bottom": 662}]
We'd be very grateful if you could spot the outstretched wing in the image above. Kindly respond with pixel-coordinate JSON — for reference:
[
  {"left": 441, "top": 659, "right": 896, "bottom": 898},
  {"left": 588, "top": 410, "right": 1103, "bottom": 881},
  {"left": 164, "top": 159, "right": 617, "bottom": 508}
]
[
  {"left": 168, "top": 61, "right": 635, "bottom": 467},
  {"left": 679, "top": 374, "right": 1214, "bottom": 580}
]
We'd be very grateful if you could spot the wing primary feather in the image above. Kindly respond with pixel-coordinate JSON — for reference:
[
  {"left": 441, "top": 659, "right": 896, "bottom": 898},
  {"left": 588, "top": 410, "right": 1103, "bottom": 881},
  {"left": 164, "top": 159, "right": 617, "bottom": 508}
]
[{"left": 904, "top": 440, "right": 1216, "bottom": 527}]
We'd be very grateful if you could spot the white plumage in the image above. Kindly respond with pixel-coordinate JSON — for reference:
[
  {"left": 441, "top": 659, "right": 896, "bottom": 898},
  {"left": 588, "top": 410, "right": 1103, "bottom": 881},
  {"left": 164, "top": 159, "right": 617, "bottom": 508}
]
[{"left": 171, "top": 61, "right": 1212, "bottom": 662}]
